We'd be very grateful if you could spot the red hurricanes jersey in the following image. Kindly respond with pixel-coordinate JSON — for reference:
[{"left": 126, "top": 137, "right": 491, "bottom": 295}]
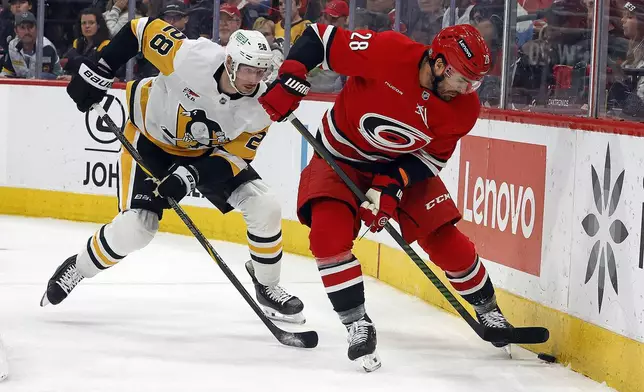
[{"left": 307, "top": 24, "right": 480, "bottom": 179}]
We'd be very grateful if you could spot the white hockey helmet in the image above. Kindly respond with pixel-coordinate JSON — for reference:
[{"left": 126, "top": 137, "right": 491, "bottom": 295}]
[{"left": 225, "top": 30, "right": 274, "bottom": 87}]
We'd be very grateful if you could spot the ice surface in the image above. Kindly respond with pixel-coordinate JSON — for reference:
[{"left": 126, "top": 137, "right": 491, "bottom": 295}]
[{"left": 0, "top": 215, "right": 613, "bottom": 391}]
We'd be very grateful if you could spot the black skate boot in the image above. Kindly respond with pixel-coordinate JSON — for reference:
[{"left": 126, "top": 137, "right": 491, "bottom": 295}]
[
  {"left": 40, "top": 255, "right": 84, "bottom": 307},
  {"left": 474, "top": 297, "right": 514, "bottom": 348},
  {"left": 245, "top": 260, "right": 305, "bottom": 324},
  {"left": 344, "top": 315, "right": 381, "bottom": 372}
]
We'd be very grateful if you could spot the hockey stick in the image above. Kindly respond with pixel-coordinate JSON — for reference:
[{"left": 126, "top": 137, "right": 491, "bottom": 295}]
[
  {"left": 92, "top": 104, "right": 318, "bottom": 349},
  {"left": 288, "top": 115, "right": 548, "bottom": 345}
]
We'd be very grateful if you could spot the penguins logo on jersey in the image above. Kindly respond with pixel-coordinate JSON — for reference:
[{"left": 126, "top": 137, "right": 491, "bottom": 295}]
[
  {"left": 168, "top": 104, "right": 229, "bottom": 149},
  {"left": 358, "top": 113, "right": 432, "bottom": 153}
]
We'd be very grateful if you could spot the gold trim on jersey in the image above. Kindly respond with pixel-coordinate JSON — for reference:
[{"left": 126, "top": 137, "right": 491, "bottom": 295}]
[
  {"left": 119, "top": 122, "right": 139, "bottom": 212},
  {"left": 209, "top": 149, "right": 248, "bottom": 176},
  {"left": 131, "top": 18, "right": 186, "bottom": 76},
  {"left": 221, "top": 127, "right": 268, "bottom": 162}
]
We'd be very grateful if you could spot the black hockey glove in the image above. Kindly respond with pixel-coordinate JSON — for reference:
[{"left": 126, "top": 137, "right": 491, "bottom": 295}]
[
  {"left": 66, "top": 58, "right": 114, "bottom": 113},
  {"left": 155, "top": 165, "right": 199, "bottom": 203}
]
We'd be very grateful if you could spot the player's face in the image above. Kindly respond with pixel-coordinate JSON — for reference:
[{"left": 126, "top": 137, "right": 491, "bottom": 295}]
[
  {"left": 80, "top": 14, "right": 98, "bottom": 38},
  {"left": 234, "top": 64, "right": 270, "bottom": 93},
  {"left": 433, "top": 62, "right": 481, "bottom": 101}
]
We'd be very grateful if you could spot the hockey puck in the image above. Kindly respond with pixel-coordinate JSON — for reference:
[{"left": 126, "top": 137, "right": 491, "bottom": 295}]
[{"left": 538, "top": 353, "right": 556, "bottom": 363}]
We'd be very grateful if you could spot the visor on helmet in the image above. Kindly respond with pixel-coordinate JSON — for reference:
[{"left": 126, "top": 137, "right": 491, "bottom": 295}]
[
  {"left": 443, "top": 64, "right": 483, "bottom": 94},
  {"left": 237, "top": 63, "right": 272, "bottom": 81}
]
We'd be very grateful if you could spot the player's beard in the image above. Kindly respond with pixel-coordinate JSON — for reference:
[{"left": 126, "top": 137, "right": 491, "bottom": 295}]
[{"left": 435, "top": 80, "right": 458, "bottom": 101}]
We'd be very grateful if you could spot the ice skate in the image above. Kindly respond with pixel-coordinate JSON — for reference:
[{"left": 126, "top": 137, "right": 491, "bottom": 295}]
[
  {"left": 40, "top": 255, "right": 84, "bottom": 307},
  {"left": 245, "top": 261, "right": 305, "bottom": 324},
  {"left": 475, "top": 299, "right": 514, "bottom": 349},
  {"left": 345, "top": 315, "right": 381, "bottom": 372}
]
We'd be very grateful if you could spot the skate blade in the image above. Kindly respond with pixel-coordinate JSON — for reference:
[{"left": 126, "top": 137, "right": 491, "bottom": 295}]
[
  {"left": 261, "top": 307, "right": 306, "bottom": 325},
  {"left": 502, "top": 344, "right": 513, "bottom": 359},
  {"left": 356, "top": 351, "right": 382, "bottom": 372},
  {"left": 39, "top": 292, "right": 50, "bottom": 307}
]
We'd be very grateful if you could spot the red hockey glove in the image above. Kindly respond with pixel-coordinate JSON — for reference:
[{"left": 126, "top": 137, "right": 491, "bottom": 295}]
[
  {"left": 259, "top": 60, "right": 310, "bottom": 122},
  {"left": 359, "top": 171, "right": 405, "bottom": 233}
]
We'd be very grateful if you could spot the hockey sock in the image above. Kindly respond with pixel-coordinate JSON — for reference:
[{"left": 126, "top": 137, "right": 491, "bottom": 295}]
[
  {"left": 317, "top": 253, "right": 366, "bottom": 324},
  {"left": 247, "top": 230, "right": 283, "bottom": 287},
  {"left": 418, "top": 224, "right": 495, "bottom": 306},
  {"left": 445, "top": 255, "right": 495, "bottom": 306},
  {"left": 76, "top": 209, "right": 158, "bottom": 278},
  {"left": 308, "top": 199, "right": 365, "bottom": 324}
]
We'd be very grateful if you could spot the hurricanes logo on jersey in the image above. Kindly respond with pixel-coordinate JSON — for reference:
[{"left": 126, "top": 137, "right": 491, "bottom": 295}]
[
  {"left": 167, "top": 104, "right": 229, "bottom": 149},
  {"left": 358, "top": 113, "right": 432, "bottom": 153}
]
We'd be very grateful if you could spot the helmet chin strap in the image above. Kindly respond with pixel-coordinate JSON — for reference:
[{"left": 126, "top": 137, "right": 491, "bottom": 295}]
[{"left": 224, "top": 60, "right": 253, "bottom": 96}]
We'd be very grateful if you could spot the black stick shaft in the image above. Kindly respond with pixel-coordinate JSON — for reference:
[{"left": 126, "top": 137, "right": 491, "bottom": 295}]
[
  {"left": 92, "top": 105, "right": 316, "bottom": 347},
  {"left": 288, "top": 115, "right": 482, "bottom": 331}
]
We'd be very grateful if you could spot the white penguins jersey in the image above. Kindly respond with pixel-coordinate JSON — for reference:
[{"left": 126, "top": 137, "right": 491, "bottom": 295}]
[{"left": 125, "top": 18, "right": 271, "bottom": 163}]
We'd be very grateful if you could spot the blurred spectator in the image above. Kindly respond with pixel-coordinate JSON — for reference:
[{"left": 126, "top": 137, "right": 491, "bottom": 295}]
[
  {"left": 622, "top": 1, "right": 644, "bottom": 75},
  {"left": 469, "top": 2, "right": 504, "bottom": 106},
  {"left": 219, "top": 3, "right": 242, "bottom": 45},
  {"left": 360, "top": 0, "right": 393, "bottom": 31},
  {"left": 0, "top": 11, "right": 62, "bottom": 79},
  {"left": 161, "top": 0, "right": 189, "bottom": 31},
  {"left": 185, "top": 0, "right": 213, "bottom": 39},
  {"left": 253, "top": 16, "right": 283, "bottom": 82},
  {"left": 442, "top": 0, "right": 474, "bottom": 28},
  {"left": 511, "top": 0, "right": 590, "bottom": 107},
  {"left": 365, "top": 0, "right": 394, "bottom": 14},
  {"left": 405, "top": 0, "right": 444, "bottom": 44},
  {"left": 303, "top": 0, "right": 323, "bottom": 22},
  {"left": 614, "top": 0, "right": 644, "bottom": 116},
  {"left": 583, "top": 0, "right": 628, "bottom": 67},
  {"left": 319, "top": 0, "right": 348, "bottom": 26},
  {"left": 275, "top": 0, "right": 311, "bottom": 45},
  {"left": 58, "top": 8, "right": 110, "bottom": 81},
  {"left": 0, "top": 0, "right": 31, "bottom": 61},
  {"left": 354, "top": 7, "right": 390, "bottom": 31},
  {"left": 227, "top": 0, "right": 267, "bottom": 29},
  {"left": 103, "top": 0, "right": 145, "bottom": 37},
  {"left": 308, "top": 0, "right": 346, "bottom": 92}
]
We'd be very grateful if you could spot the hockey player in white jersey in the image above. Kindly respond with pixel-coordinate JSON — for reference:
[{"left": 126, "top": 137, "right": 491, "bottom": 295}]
[{"left": 40, "top": 18, "right": 305, "bottom": 324}]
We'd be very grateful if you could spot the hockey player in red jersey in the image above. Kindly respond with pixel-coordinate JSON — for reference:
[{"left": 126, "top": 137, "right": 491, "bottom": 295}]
[{"left": 259, "top": 23, "right": 507, "bottom": 371}]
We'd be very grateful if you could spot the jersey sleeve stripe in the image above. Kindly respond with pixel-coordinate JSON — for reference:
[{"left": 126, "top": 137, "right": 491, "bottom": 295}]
[
  {"left": 411, "top": 150, "right": 442, "bottom": 176},
  {"left": 320, "top": 25, "right": 335, "bottom": 71},
  {"left": 308, "top": 24, "right": 336, "bottom": 71},
  {"left": 318, "top": 126, "right": 370, "bottom": 164},
  {"left": 422, "top": 151, "right": 447, "bottom": 169},
  {"left": 132, "top": 17, "right": 149, "bottom": 52}
]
